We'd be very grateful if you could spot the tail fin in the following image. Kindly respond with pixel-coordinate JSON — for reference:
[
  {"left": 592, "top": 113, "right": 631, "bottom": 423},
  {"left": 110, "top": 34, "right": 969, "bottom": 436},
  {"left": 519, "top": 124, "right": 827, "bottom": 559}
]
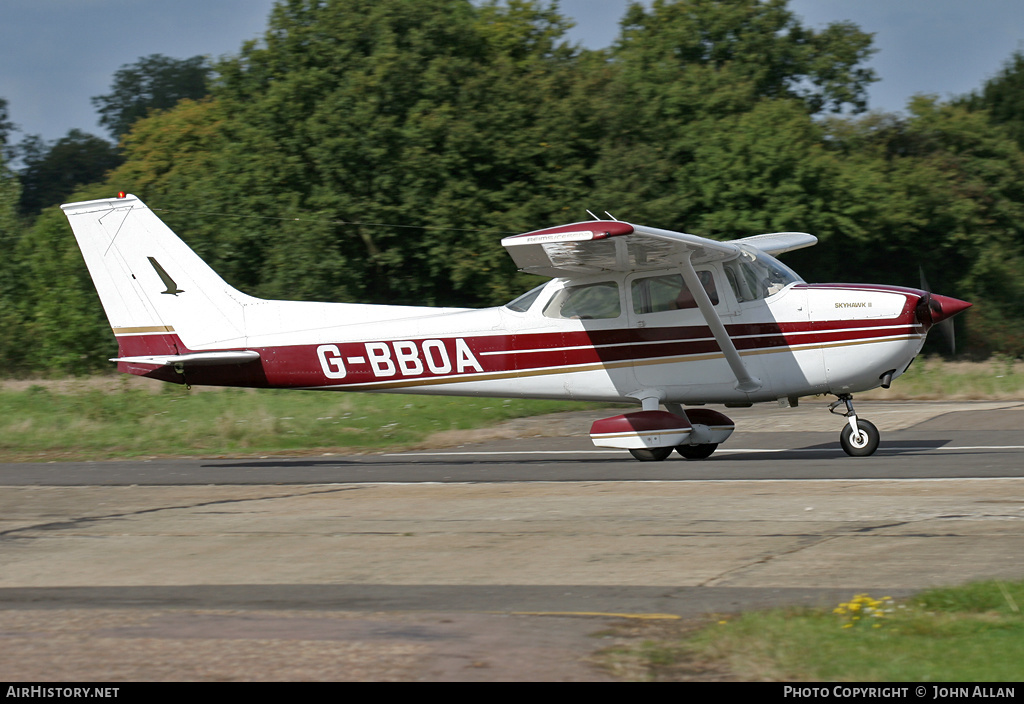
[{"left": 61, "top": 194, "right": 253, "bottom": 356}]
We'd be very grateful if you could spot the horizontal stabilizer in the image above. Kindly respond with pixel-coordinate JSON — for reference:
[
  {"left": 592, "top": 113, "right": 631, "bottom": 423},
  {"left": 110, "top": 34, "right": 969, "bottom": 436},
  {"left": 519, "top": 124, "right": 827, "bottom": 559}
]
[{"left": 111, "top": 351, "right": 261, "bottom": 367}]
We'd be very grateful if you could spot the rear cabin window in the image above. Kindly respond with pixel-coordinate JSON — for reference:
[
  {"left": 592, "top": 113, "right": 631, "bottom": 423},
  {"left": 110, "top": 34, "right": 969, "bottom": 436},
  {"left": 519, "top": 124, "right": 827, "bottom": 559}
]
[{"left": 631, "top": 271, "right": 718, "bottom": 315}]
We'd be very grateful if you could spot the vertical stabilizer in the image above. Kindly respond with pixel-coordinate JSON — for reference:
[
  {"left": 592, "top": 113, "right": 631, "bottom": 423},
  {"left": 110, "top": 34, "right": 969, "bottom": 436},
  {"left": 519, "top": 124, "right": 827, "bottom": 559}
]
[{"left": 61, "top": 194, "right": 253, "bottom": 353}]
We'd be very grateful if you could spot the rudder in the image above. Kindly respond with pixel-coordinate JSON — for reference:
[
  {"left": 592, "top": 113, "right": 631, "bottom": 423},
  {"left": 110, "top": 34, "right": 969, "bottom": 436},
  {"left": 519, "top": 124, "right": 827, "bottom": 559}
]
[{"left": 61, "top": 194, "right": 253, "bottom": 356}]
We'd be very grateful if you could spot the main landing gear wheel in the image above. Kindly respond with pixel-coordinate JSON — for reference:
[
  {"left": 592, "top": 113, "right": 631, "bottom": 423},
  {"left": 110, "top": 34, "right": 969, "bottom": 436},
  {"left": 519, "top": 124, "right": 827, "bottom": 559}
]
[
  {"left": 676, "top": 443, "right": 718, "bottom": 460},
  {"left": 840, "top": 419, "right": 879, "bottom": 457},
  {"left": 628, "top": 447, "right": 674, "bottom": 462}
]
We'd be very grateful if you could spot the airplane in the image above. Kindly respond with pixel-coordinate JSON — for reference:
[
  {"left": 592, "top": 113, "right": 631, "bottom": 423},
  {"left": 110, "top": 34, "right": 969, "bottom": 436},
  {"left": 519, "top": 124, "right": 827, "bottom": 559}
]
[{"left": 61, "top": 193, "right": 971, "bottom": 461}]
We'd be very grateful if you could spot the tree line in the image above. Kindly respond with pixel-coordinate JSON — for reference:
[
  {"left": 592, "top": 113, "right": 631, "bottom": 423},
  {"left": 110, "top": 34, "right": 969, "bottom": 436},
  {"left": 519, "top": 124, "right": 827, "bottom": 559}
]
[{"left": 2, "top": 0, "right": 1024, "bottom": 376}]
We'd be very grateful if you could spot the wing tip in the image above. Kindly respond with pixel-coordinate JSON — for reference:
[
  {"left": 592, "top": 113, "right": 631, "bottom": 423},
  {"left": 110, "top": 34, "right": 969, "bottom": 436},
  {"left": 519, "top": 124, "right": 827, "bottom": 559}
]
[{"left": 731, "top": 231, "right": 817, "bottom": 255}]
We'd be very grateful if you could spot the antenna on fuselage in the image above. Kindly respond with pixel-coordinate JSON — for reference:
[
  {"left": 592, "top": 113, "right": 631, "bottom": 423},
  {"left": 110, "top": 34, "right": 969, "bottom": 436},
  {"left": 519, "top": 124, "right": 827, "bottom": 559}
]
[
  {"left": 604, "top": 211, "right": 619, "bottom": 221},
  {"left": 586, "top": 209, "right": 600, "bottom": 220}
]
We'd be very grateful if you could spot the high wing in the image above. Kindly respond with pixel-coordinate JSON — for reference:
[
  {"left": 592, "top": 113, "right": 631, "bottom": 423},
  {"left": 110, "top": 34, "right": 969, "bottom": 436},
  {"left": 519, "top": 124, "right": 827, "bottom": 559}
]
[
  {"left": 501, "top": 221, "right": 815, "bottom": 277},
  {"left": 502, "top": 221, "right": 816, "bottom": 395}
]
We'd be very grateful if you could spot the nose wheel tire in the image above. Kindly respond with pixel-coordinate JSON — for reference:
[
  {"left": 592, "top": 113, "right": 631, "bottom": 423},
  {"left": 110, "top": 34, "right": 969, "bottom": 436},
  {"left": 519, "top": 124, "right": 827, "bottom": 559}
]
[
  {"left": 676, "top": 443, "right": 718, "bottom": 460},
  {"left": 840, "top": 419, "right": 879, "bottom": 457},
  {"left": 629, "top": 447, "right": 674, "bottom": 462}
]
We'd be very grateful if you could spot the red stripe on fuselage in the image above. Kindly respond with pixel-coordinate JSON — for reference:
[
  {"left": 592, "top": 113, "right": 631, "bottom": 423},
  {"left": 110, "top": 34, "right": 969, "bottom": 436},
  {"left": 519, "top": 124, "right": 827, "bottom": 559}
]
[
  {"left": 113, "top": 283, "right": 926, "bottom": 388},
  {"left": 114, "top": 319, "right": 922, "bottom": 389}
]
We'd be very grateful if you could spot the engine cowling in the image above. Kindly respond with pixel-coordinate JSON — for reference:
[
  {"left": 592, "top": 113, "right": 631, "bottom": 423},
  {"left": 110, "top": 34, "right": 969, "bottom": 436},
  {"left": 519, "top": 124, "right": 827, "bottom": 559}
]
[{"left": 915, "top": 292, "right": 971, "bottom": 328}]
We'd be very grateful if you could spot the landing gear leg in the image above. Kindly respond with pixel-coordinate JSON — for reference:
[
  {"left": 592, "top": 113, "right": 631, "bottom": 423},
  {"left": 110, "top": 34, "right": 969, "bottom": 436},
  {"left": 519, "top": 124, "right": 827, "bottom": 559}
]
[{"left": 829, "top": 394, "right": 879, "bottom": 457}]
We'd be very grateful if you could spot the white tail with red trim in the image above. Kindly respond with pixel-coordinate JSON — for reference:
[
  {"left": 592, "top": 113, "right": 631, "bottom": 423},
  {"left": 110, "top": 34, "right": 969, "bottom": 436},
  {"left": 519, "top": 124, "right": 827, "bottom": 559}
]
[{"left": 61, "top": 194, "right": 253, "bottom": 351}]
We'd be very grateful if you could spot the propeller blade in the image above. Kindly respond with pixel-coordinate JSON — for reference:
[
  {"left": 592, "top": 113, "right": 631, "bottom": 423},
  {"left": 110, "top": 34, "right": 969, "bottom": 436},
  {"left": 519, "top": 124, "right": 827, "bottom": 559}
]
[
  {"left": 942, "top": 318, "right": 956, "bottom": 356},
  {"left": 917, "top": 268, "right": 969, "bottom": 356},
  {"left": 919, "top": 266, "right": 930, "bottom": 293}
]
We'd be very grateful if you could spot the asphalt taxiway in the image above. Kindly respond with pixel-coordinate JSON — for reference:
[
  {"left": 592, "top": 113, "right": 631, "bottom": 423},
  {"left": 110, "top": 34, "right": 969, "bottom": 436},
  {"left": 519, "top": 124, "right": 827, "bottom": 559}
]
[{"left": 1, "top": 400, "right": 1022, "bottom": 680}]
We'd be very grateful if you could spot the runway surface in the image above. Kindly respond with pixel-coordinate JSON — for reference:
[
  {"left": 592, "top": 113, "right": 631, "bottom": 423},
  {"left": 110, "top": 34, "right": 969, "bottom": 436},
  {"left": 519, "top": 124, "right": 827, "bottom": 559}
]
[{"left": 2, "top": 400, "right": 1023, "bottom": 680}]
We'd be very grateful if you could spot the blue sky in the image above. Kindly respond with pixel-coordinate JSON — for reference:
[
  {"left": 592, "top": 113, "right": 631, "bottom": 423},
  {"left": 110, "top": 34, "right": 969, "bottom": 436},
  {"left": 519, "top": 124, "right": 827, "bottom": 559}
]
[{"left": 2, "top": 0, "right": 1024, "bottom": 143}]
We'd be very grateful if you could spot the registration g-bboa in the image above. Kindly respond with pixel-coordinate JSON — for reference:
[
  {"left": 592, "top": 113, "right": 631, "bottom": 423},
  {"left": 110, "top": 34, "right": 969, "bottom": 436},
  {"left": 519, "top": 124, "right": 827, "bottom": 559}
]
[{"left": 62, "top": 194, "right": 970, "bottom": 461}]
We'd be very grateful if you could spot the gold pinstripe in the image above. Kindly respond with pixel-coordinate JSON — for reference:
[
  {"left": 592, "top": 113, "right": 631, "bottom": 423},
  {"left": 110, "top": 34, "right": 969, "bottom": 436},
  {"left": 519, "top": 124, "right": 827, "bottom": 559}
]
[
  {"left": 112, "top": 325, "right": 175, "bottom": 334},
  {"left": 332, "top": 334, "right": 923, "bottom": 391}
]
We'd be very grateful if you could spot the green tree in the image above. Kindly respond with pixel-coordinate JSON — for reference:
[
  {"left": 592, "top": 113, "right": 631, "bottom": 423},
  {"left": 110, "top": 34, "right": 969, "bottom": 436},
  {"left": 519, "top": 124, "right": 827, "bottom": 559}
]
[
  {"left": 583, "top": 0, "right": 876, "bottom": 231},
  {"left": 0, "top": 97, "right": 16, "bottom": 148},
  {"left": 612, "top": 0, "right": 876, "bottom": 116},
  {"left": 0, "top": 145, "right": 26, "bottom": 371},
  {"left": 961, "top": 50, "right": 1024, "bottom": 149},
  {"left": 819, "top": 97, "right": 1024, "bottom": 356},
  {"left": 12, "top": 203, "right": 116, "bottom": 374},
  {"left": 112, "top": 0, "right": 590, "bottom": 306},
  {"left": 92, "top": 54, "right": 212, "bottom": 140},
  {"left": 684, "top": 99, "right": 841, "bottom": 236},
  {"left": 15, "top": 130, "right": 122, "bottom": 215}
]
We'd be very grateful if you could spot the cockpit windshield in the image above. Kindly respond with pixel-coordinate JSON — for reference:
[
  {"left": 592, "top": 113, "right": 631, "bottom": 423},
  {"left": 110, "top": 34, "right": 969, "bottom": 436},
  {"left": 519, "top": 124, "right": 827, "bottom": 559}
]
[
  {"left": 723, "top": 245, "right": 803, "bottom": 303},
  {"left": 504, "top": 283, "right": 547, "bottom": 312}
]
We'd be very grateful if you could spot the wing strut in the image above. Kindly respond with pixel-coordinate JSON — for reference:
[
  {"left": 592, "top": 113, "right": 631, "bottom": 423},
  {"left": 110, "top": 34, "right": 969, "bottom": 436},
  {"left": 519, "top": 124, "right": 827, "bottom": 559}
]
[{"left": 679, "top": 252, "right": 761, "bottom": 393}]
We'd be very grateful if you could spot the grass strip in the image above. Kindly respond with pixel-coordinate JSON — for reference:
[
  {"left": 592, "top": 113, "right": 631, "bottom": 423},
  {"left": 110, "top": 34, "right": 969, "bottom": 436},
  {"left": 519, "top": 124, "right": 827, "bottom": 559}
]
[
  {"left": 598, "top": 580, "right": 1024, "bottom": 681},
  {"left": 0, "top": 383, "right": 606, "bottom": 461},
  {"left": 862, "top": 355, "right": 1024, "bottom": 400}
]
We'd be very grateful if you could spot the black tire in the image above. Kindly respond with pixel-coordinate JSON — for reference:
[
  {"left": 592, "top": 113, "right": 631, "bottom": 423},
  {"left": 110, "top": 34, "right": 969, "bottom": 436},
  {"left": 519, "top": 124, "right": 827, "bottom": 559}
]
[
  {"left": 629, "top": 447, "right": 674, "bottom": 462},
  {"left": 840, "top": 419, "right": 879, "bottom": 457},
  {"left": 676, "top": 443, "right": 718, "bottom": 460}
]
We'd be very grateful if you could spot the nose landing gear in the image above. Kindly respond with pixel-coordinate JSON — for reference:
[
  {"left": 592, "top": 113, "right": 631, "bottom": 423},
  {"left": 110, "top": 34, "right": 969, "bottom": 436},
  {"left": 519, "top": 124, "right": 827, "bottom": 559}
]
[{"left": 829, "top": 394, "right": 880, "bottom": 457}]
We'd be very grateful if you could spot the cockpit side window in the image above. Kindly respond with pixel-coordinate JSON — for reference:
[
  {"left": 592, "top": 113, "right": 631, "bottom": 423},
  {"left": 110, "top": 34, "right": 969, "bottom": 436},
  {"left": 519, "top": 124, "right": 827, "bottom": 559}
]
[
  {"left": 544, "top": 281, "right": 621, "bottom": 320},
  {"left": 724, "top": 259, "right": 762, "bottom": 302},
  {"left": 630, "top": 271, "right": 718, "bottom": 315},
  {"left": 724, "top": 246, "right": 803, "bottom": 303}
]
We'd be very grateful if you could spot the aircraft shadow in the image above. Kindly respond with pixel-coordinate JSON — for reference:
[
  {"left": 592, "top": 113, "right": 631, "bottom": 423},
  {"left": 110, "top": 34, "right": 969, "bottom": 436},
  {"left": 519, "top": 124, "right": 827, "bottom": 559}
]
[{"left": 202, "top": 439, "right": 955, "bottom": 469}]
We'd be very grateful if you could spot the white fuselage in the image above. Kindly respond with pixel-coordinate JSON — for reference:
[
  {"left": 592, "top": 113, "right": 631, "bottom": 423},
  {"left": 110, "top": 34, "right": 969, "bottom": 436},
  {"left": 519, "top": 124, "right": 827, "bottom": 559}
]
[{"left": 123, "top": 265, "right": 926, "bottom": 407}]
